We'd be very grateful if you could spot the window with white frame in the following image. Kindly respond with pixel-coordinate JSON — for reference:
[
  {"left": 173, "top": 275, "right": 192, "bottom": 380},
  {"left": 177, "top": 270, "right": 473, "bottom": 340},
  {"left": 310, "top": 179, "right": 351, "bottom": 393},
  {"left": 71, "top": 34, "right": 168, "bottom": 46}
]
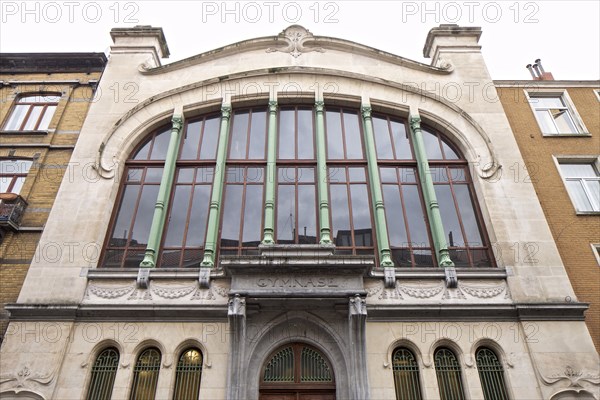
[
  {"left": 0, "top": 159, "right": 33, "bottom": 195},
  {"left": 591, "top": 244, "right": 600, "bottom": 266},
  {"left": 558, "top": 162, "right": 600, "bottom": 212},
  {"left": 529, "top": 93, "right": 583, "bottom": 134},
  {"left": 3, "top": 94, "right": 60, "bottom": 131}
]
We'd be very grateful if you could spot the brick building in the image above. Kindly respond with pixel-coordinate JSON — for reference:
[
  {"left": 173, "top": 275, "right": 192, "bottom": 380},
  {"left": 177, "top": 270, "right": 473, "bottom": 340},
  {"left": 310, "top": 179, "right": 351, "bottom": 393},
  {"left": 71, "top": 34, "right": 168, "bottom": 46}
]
[{"left": 0, "top": 53, "right": 107, "bottom": 340}]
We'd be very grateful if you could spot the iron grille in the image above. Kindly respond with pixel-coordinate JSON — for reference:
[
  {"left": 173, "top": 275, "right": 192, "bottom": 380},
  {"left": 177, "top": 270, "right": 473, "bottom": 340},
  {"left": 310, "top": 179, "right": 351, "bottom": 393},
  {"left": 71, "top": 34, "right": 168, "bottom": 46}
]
[
  {"left": 300, "top": 346, "right": 332, "bottom": 382},
  {"left": 85, "top": 347, "right": 119, "bottom": 400},
  {"left": 434, "top": 348, "right": 466, "bottom": 400},
  {"left": 172, "top": 348, "right": 203, "bottom": 400},
  {"left": 263, "top": 346, "right": 294, "bottom": 382},
  {"left": 392, "top": 348, "right": 422, "bottom": 400},
  {"left": 129, "top": 347, "right": 161, "bottom": 400},
  {"left": 476, "top": 348, "right": 510, "bottom": 400}
]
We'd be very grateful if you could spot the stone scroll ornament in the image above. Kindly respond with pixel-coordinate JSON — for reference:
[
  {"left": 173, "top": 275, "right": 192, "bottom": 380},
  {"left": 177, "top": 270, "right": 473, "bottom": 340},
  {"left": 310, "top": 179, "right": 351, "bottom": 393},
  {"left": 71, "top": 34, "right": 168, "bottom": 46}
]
[{"left": 266, "top": 25, "right": 325, "bottom": 58}]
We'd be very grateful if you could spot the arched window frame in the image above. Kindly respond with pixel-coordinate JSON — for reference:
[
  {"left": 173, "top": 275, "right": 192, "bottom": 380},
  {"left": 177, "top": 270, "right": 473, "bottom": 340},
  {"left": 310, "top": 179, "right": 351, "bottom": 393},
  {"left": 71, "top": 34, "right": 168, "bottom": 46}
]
[
  {"left": 172, "top": 347, "right": 203, "bottom": 400},
  {"left": 2, "top": 93, "right": 61, "bottom": 131},
  {"left": 392, "top": 346, "right": 423, "bottom": 400},
  {"left": 476, "top": 346, "right": 511, "bottom": 400},
  {"left": 433, "top": 346, "right": 467, "bottom": 400},
  {"left": 85, "top": 346, "right": 120, "bottom": 400},
  {"left": 129, "top": 347, "right": 162, "bottom": 400}
]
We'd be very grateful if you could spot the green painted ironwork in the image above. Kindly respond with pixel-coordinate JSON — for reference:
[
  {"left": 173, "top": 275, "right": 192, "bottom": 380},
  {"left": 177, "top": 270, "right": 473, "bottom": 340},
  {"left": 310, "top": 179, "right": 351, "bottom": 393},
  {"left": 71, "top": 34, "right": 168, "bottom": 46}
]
[
  {"left": 392, "top": 348, "right": 422, "bottom": 400},
  {"left": 476, "top": 348, "right": 510, "bottom": 400},
  {"left": 263, "top": 346, "right": 294, "bottom": 382},
  {"left": 201, "top": 105, "right": 232, "bottom": 267},
  {"left": 314, "top": 101, "right": 332, "bottom": 244},
  {"left": 361, "top": 105, "right": 394, "bottom": 268},
  {"left": 300, "top": 346, "right": 333, "bottom": 382},
  {"left": 129, "top": 348, "right": 161, "bottom": 400},
  {"left": 434, "top": 348, "right": 466, "bottom": 400},
  {"left": 85, "top": 347, "right": 119, "bottom": 400},
  {"left": 262, "top": 100, "right": 278, "bottom": 245},
  {"left": 409, "top": 115, "right": 454, "bottom": 267},
  {"left": 173, "top": 348, "right": 203, "bottom": 400},
  {"left": 140, "top": 115, "right": 184, "bottom": 268}
]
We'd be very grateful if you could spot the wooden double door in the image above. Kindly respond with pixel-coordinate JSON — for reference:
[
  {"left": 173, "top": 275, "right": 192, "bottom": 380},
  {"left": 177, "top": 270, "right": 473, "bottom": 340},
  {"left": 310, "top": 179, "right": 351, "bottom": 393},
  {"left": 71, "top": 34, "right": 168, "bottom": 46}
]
[{"left": 259, "top": 343, "right": 336, "bottom": 400}]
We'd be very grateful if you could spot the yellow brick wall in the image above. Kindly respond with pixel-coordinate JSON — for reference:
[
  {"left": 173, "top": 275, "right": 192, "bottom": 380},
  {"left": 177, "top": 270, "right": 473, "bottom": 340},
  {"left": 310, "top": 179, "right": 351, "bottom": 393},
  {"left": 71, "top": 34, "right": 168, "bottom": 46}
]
[{"left": 498, "top": 85, "right": 600, "bottom": 350}]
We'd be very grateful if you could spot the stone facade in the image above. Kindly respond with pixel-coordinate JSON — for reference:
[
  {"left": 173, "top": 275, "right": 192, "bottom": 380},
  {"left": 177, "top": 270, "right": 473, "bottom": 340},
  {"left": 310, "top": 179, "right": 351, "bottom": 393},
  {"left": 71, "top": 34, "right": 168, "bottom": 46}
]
[{"left": 0, "top": 25, "right": 598, "bottom": 400}]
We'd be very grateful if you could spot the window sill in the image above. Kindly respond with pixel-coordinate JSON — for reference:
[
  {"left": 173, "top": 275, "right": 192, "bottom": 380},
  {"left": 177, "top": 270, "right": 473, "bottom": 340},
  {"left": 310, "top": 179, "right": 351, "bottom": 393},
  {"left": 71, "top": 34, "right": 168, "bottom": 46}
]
[
  {"left": 85, "top": 267, "right": 225, "bottom": 280},
  {"left": 0, "top": 130, "right": 50, "bottom": 135},
  {"left": 392, "top": 267, "right": 507, "bottom": 280},
  {"left": 541, "top": 132, "right": 591, "bottom": 137},
  {"left": 575, "top": 211, "right": 600, "bottom": 216}
]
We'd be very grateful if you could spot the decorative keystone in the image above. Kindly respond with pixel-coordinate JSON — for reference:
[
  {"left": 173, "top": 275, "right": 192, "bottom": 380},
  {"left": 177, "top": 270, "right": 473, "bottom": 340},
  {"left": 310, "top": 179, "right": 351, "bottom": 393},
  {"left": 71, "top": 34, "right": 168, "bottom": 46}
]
[
  {"left": 228, "top": 294, "right": 246, "bottom": 317},
  {"left": 136, "top": 268, "right": 151, "bottom": 289},
  {"left": 349, "top": 294, "right": 367, "bottom": 316},
  {"left": 445, "top": 267, "right": 458, "bottom": 288},
  {"left": 198, "top": 267, "right": 211, "bottom": 288},
  {"left": 384, "top": 267, "right": 396, "bottom": 288}
]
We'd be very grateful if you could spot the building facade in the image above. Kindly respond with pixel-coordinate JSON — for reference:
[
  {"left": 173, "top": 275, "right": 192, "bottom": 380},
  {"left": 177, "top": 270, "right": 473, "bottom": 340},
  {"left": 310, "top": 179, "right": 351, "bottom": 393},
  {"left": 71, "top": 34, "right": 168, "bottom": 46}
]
[
  {"left": 0, "top": 25, "right": 598, "bottom": 400},
  {"left": 497, "top": 78, "right": 600, "bottom": 351},
  {"left": 0, "top": 53, "right": 106, "bottom": 341}
]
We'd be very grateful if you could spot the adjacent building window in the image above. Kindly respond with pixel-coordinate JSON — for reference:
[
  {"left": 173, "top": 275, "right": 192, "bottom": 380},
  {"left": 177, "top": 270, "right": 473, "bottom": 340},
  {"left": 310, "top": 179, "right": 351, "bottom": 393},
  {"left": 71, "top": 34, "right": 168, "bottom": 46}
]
[
  {"left": 3, "top": 94, "right": 60, "bottom": 131},
  {"left": 434, "top": 348, "right": 466, "bottom": 400},
  {"left": 591, "top": 244, "right": 600, "bottom": 266},
  {"left": 0, "top": 159, "right": 33, "bottom": 195},
  {"left": 558, "top": 162, "right": 600, "bottom": 212},
  {"left": 392, "top": 347, "right": 422, "bottom": 400},
  {"left": 173, "top": 348, "right": 203, "bottom": 400},
  {"left": 528, "top": 93, "right": 583, "bottom": 134},
  {"left": 85, "top": 347, "right": 120, "bottom": 400},
  {"left": 476, "top": 347, "right": 510, "bottom": 400},
  {"left": 129, "top": 347, "right": 161, "bottom": 400}
]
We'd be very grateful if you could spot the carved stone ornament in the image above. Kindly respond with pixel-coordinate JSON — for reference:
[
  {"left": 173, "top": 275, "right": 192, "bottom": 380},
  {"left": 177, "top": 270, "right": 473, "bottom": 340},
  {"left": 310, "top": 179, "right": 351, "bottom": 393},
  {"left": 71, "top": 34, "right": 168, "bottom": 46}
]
[
  {"left": 266, "top": 25, "right": 325, "bottom": 58},
  {"left": 349, "top": 294, "right": 367, "bottom": 316},
  {"left": 85, "top": 281, "right": 229, "bottom": 302},
  {"left": 460, "top": 282, "right": 507, "bottom": 298},
  {"left": 0, "top": 365, "right": 56, "bottom": 390},
  {"left": 541, "top": 365, "right": 600, "bottom": 388},
  {"left": 228, "top": 295, "right": 246, "bottom": 317},
  {"left": 398, "top": 282, "right": 445, "bottom": 299}
]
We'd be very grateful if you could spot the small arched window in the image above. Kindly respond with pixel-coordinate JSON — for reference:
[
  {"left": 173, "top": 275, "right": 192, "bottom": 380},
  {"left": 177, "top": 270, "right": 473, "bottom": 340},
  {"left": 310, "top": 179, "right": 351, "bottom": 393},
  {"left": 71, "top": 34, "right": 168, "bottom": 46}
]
[
  {"left": 85, "top": 347, "right": 119, "bottom": 400},
  {"left": 434, "top": 347, "right": 466, "bottom": 400},
  {"left": 3, "top": 94, "right": 60, "bottom": 131},
  {"left": 476, "top": 347, "right": 510, "bottom": 400},
  {"left": 172, "top": 347, "right": 203, "bottom": 400},
  {"left": 392, "top": 347, "right": 422, "bottom": 400},
  {"left": 129, "top": 347, "right": 161, "bottom": 400}
]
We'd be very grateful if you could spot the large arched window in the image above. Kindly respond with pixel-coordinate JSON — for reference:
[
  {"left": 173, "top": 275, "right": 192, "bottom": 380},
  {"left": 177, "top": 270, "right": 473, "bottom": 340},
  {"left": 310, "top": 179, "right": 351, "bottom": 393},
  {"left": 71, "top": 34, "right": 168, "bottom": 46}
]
[
  {"left": 85, "top": 347, "right": 119, "bottom": 400},
  {"left": 129, "top": 347, "right": 161, "bottom": 400},
  {"left": 172, "top": 347, "right": 203, "bottom": 400},
  {"left": 434, "top": 347, "right": 466, "bottom": 400},
  {"left": 476, "top": 347, "right": 510, "bottom": 400},
  {"left": 392, "top": 347, "right": 422, "bottom": 400}
]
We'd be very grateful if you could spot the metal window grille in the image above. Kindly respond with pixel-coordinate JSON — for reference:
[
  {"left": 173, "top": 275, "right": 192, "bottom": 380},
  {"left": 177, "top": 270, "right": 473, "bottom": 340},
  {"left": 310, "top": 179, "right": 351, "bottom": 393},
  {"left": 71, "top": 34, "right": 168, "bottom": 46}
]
[
  {"left": 300, "top": 346, "right": 332, "bottom": 382},
  {"left": 172, "top": 348, "right": 203, "bottom": 400},
  {"left": 476, "top": 348, "right": 510, "bottom": 400},
  {"left": 129, "top": 347, "right": 161, "bottom": 400},
  {"left": 434, "top": 348, "right": 466, "bottom": 400},
  {"left": 263, "top": 346, "right": 294, "bottom": 382},
  {"left": 392, "top": 348, "right": 422, "bottom": 400},
  {"left": 86, "top": 347, "right": 119, "bottom": 400}
]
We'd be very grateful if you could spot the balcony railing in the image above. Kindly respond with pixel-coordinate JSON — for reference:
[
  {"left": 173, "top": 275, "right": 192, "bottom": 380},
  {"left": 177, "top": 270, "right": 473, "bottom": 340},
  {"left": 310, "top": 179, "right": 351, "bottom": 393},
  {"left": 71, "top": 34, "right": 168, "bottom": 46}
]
[{"left": 0, "top": 193, "right": 28, "bottom": 231}]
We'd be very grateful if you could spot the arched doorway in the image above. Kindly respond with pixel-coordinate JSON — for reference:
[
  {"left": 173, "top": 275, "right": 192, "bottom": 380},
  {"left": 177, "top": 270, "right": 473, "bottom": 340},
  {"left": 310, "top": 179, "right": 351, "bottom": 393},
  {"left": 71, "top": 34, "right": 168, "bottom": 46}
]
[{"left": 259, "top": 343, "right": 336, "bottom": 400}]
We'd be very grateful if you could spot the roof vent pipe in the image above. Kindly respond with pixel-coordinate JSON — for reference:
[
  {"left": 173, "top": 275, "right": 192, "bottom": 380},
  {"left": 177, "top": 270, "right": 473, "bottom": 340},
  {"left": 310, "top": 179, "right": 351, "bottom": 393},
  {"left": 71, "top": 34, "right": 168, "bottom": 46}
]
[
  {"left": 526, "top": 64, "right": 537, "bottom": 78},
  {"left": 535, "top": 59, "right": 546, "bottom": 75}
]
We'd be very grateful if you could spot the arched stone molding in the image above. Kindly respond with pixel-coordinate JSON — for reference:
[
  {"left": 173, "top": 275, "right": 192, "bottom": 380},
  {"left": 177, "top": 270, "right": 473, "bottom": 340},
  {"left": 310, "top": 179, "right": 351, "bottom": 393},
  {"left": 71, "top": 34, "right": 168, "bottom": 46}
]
[
  {"left": 172, "top": 338, "right": 211, "bottom": 369},
  {"left": 0, "top": 389, "right": 45, "bottom": 400},
  {"left": 550, "top": 389, "right": 598, "bottom": 400},
  {"left": 385, "top": 338, "right": 428, "bottom": 369},
  {"left": 78, "top": 339, "right": 123, "bottom": 400},
  {"left": 240, "top": 311, "right": 353, "bottom": 400},
  {"left": 469, "top": 338, "right": 514, "bottom": 370}
]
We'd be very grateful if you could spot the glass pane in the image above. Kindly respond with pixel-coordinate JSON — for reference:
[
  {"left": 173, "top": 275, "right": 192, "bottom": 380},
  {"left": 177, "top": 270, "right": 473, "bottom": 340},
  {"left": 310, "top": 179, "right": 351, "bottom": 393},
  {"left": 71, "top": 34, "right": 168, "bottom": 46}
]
[
  {"left": 130, "top": 185, "right": 159, "bottom": 247},
  {"left": 391, "top": 120, "right": 412, "bottom": 159},
  {"left": 226, "top": 167, "right": 245, "bottom": 183},
  {"left": 277, "top": 185, "right": 295, "bottom": 243},
  {"left": 23, "top": 106, "right": 43, "bottom": 130},
  {"left": 535, "top": 110, "right": 557, "bottom": 134},
  {"left": 200, "top": 116, "right": 220, "bottom": 159},
  {"left": 403, "top": 185, "right": 430, "bottom": 246},
  {"left": 297, "top": 109, "right": 314, "bottom": 159},
  {"left": 449, "top": 249, "right": 470, "bottom": 267},
  {"left": 441, "top": 139, "right": 459, "bottom": 159},
  {"left": 180, "top": 120, "right": 202, "bottom": 159},
  {"left": 196, "top": 167, "right": 214, "bottom": 183},
  {"left": 373, "top": 116, "right": 393, "bottom": 159},
  {"left": 160, "top": 249, "right": 180, "bottom": 268},
  {"left": 0, "top": 177, "right": 10, "bottom": 193},
  {"left": 328, "top": 167, "right": 345, "bottom": 183},
  {"left": 531, "top": 96, "right": 564, "bottom": 108},
  {"left": 132, "top": 139, "right": 151, "bottom": 160},
  {"left": 391, "top": 249, "right": 412, "bottom": 268},
  {"left": 9, "top": 177, "right": 26, "bottom": 194},
  {"left": 149, "top": 129, "right": 170, "bottom": 159},
  {"left": 298, "top": 185, "right": 317, "bottom": 243},
  {"left": 584, "top": 180, "right": 600, "bottom": 211},
  {"left": 326, "top": 111, "right": 343, "bottom": 159},
  {"left": 181, "top": 249, "right": 204, "bottom": 267},
  {"left": 5, "top": 105, "right": 28, "bottom": 130},
  {"left": 383, "top": 185, "right": 407, "bottom": 246},
  {"left": 278, "top": 167, "right": 295, "bottom": 184},
  {"left": 380, "top": 168, "right": 397, "bottom": 183},
  {"left": 297, "top": 168, "right": 314, "bottom": 183},
  {"left": 344, "top": 111, "right": 363, "bottom": 159},
  {"left": 399, "top": 168, "right": 417, "bottom": 183},
  {"left": 471, "top": 249, "right": 491, "bottom": 268},
  {"left": 127, "top": 169, "right": 143, "bottom": 182},
  {"left": 177, "top": 168, "right": 195, "bottom": 183},
  {"left": 560, "top": 163, "right": 597, "bottom": 178},
  {"left": 348, "top": 168, "right": 366, "bottom": 182},
  {"left": 144, "top": 168, "right": 164, "bottom": 183},
  {"left": 449, "top": 168, "right": 466, "bottom": 182},
  {"left": 242, "top": 185, "right": 263, "bottom": 246},
  {"left": 248, "top": 110, "right": 266, "bottom": 159},
  {"left": 422, "top": 130, "right": 444, "bottom": 159},
  {"left": 221, "top": 185, "right": 243, "bottom": 246},
  {"left": 109, "top": 185, "right": 140, "bottom": 246},
  {"left": 552, "top": 109, "right": 578, "bottom": 133},
  {"left": 430, "top": 167, "right": 449, "bottom": 183},
  {"left": 454, "top": 185, "right": 483, "bottom": 245},
  {"left": 413, "top": 249, "right": 434, "bottom": 267},
  {"left": 435, "top": 185, "right": 465, "bottom": 247},
  {"left": 330, "top": 185, "right": 350, "bottom": 246},
  {"left": 123, "top": 248, "right": 145, "bottom": 268},
  {"left": 278, "top": 109, "right": 295, "bottom": 159},
  {"left": 566, "top": 180, "right": 593, "bottom": 211},
  {"left": 163, "top": 186, "right": 191, "bottom": 247},
  {"left": 246, "top": 167, "right": 264, "bottom": 183},
  {"left": 229, "top": 111, "right": 249, "bottom": 159},
  {"left": 38, "top": 105, "right": 56, "bottom": 129},
  {"left": 186, "top": 185, "right": 212, "bottom": 246},
  {"left": 350, "top": 184, "right": 372, "bottom": 246}
]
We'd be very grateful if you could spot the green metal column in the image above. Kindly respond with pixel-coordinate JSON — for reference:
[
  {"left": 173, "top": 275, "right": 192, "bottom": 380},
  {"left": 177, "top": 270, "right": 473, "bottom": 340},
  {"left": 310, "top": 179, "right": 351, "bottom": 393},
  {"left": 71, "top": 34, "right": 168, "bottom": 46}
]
[
  {"left": 139, "top": 114, "right": 184, "bottom": 268},
  {"left": 361, "top": 105, "right": 394, "bottom": 268},
  {"left": 314, "top": 101, "right": 332, "bottom": 244},
  {"left": 409, "top": 114, "right": 454, "bottom": 268},
  {"left": 201, "top": 105, "right": 232, "bottom": 267},
  {"left": 262, "top": 100, "right": 278, "bottom": 245}
]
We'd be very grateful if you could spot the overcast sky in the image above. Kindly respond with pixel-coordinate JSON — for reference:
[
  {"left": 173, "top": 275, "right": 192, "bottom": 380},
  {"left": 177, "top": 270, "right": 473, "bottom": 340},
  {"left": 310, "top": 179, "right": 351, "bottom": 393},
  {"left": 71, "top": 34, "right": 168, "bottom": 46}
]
[{"left": 1, "top": 0, "right": 599, "bottom": 80}]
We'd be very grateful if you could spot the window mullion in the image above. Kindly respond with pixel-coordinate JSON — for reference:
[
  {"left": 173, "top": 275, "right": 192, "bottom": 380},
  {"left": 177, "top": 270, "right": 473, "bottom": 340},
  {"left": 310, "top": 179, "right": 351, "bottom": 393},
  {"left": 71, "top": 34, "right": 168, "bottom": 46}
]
[
  {"left": 201, "top": 105, "right": 232, "bottom": 267},
  {"left": 409, "top": 114, "right": 454, "bottom": 269},
  {"left": 314, "top": 101, "right": 333, "bottom": 244},
  {"left": 139, "top": 114, "right": 185, "bottom": 269},
  {"left": 262, "top": 100, "right": 278, "bottom": 244}
]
